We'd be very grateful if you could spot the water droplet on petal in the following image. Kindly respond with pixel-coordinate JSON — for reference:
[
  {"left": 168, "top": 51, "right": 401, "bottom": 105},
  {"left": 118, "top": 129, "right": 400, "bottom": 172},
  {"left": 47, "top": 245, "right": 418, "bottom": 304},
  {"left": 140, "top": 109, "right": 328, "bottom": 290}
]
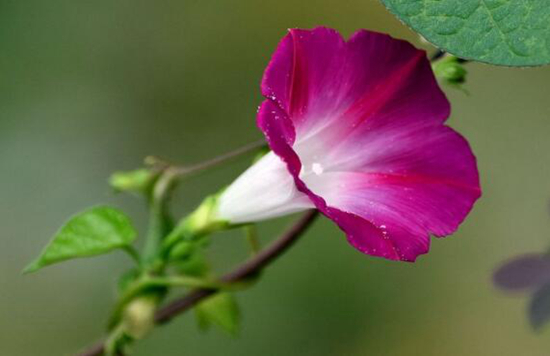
[{"left": 311, "top": 162, "right": 324, "bottom": 175}]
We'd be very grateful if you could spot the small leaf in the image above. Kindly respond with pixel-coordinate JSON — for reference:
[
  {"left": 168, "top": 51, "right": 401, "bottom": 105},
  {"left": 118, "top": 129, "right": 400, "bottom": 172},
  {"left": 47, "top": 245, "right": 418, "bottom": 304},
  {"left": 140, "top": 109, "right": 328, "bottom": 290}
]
[
  {"left": 24, "top": 206, "right": 137, "bottom": 273},
  {"left": 432, "top": 55, "right": 468, "bottom": 89},
  {"left": 380, "top": 0, "right": 550, "bottom": 66},
  {"left": 195, "top": 293, "right": 240, "bottom": 335}
]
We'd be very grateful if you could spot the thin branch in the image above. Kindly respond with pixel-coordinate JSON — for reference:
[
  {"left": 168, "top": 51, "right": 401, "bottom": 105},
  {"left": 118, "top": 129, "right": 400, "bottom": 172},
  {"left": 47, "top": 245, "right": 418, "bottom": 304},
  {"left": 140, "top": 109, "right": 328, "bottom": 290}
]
[
  {"left": 77, "top": 210, "right": 319, "bottom": 356},
  {"left": 173, "top": 139, "right": 266, "bottom": 176},
  {"left": 148, "top": 139, "right": 266, "bottom": 179}
]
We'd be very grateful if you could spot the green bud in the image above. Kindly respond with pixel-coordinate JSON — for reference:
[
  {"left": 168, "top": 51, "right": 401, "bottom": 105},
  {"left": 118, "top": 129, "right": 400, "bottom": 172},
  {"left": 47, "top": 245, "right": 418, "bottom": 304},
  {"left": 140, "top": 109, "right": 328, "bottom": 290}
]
[
  {"left": 169, "top": 241, "right": 195, "bottom": 260},
  {"left": 162, "top": 192, "right": 231, "bottom": 256},
  {"left": 432, "top": 55, "right": 468, "bottom": 87},
  {"left": 122, "top": 295, "right": 158, "bottom": 339},
  {"left": 109, "top": 169, "right": 156, "bottom": 194},
  {"left": 181, "top": 194, "right": 230, "bottom": 238}
]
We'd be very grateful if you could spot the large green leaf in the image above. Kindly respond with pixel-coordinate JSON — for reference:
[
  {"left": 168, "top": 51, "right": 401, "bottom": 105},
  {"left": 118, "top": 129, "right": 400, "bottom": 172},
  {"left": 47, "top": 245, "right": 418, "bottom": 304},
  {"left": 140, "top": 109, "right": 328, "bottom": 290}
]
[
  {"left": 24, "top": 206, "right": 137, "bottom": 273},
  {"left": 381, "top": 0, "right": 550, "bottom": 66}
]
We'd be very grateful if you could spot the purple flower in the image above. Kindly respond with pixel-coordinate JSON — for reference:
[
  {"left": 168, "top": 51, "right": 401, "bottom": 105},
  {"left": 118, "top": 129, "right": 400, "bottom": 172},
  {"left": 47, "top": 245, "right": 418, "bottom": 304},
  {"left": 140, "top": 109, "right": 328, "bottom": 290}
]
[{"left": 217, "top": 27, "right": 481, "bottom": 262}]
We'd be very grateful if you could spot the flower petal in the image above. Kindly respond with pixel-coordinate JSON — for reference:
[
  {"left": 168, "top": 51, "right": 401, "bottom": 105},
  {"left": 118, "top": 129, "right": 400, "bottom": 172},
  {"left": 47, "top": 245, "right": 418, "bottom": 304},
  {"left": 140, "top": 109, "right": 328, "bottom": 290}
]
[
  {"left": 262, "top": 27, "right": 449, "bottom": 147},
  {"left": 261, "top": 27, "right": 345, "bottom": 127},
  {"left": 258, "top": 28, "right": 480, "bottom": 261}
]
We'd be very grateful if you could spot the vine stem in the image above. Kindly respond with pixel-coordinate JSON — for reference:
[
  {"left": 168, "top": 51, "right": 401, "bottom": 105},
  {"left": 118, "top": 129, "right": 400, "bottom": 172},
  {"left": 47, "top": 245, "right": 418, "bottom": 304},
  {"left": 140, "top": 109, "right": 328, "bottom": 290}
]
[
  {"left": 77, "top": 211, "right": 319, "bottom": 356},
  {"left": 148, "top": 139, "right": 266, "bottom": 179}
]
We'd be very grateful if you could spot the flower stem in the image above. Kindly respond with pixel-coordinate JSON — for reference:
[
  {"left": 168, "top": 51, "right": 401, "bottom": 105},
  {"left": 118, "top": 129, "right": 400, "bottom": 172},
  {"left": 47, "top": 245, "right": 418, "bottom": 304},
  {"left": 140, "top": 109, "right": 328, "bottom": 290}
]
[
  {"left": 142, "top": 169, "right": 176, "bottom": 264},
  {"left": 147, "top": 139, "right": 267, "bottom": 179}
]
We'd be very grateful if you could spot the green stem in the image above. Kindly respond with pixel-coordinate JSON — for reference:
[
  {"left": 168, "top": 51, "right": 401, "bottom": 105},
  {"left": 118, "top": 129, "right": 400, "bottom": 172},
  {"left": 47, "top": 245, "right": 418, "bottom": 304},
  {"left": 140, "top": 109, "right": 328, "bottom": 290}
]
[
  {"left": 100, "top": 141, "right": 269, "bottom": 353},
  {"left": 142, "top": 169, "right": 177, "bottom": 264},
  {"left": 142, "top": 203, "right": 170, "bottom": 264},
  {"left": 104, "top": 324, "right": 128, "bottom": 356},
  {"left": 78, "top": 211, "right": 319, "bottom": 356},
  {"left": 161, "top": 217, "right": 193, "bottom": 255}
]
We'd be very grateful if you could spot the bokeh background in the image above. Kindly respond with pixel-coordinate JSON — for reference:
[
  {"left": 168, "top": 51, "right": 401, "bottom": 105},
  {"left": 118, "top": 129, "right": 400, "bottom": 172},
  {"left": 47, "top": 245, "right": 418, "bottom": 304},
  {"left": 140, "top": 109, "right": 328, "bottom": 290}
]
[{"left": 2, "top": 0, "right": 550, "bottom": 355}]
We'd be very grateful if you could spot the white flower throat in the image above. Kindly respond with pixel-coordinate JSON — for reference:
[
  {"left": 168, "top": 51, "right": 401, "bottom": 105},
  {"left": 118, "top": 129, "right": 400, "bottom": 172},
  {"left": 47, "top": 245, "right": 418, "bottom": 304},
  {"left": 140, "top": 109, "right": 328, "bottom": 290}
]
[{"left": 215, "top": 151, "right": 314, "bottom": 223}]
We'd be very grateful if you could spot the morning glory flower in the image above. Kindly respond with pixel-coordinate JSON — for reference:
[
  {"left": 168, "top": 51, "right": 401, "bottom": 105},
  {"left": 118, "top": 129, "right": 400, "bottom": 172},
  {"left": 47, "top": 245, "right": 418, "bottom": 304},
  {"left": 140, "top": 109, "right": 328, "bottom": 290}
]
[{"left": 216, "top": 27, "right": 481, "bottom": 261}]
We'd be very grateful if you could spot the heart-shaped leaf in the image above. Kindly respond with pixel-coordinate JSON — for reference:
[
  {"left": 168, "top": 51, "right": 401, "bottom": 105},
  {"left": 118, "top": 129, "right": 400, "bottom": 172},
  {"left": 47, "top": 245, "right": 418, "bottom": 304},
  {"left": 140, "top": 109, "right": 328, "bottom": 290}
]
[{"left": 24, "top": 206, "right": 137, "bottom": 273}]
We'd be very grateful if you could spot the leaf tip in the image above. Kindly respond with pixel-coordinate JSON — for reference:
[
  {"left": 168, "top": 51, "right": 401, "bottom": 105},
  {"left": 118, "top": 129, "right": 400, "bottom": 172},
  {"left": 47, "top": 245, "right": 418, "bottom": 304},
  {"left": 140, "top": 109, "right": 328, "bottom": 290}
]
[{"left": 22, "top": 260, "right": 42, "bottom": 274}]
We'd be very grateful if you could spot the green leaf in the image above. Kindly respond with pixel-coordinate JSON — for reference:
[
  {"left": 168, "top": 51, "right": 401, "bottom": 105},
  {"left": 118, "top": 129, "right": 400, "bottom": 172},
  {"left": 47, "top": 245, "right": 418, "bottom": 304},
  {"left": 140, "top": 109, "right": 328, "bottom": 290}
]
[
  {"left": 24, "top": 206, "right": 137, "bottom": 273},
  {"left": 195, "top": 293, "right": 240, "bottom": 335},
  {"left": 380, "top": 0, "right": 550, "bottom": 66}
]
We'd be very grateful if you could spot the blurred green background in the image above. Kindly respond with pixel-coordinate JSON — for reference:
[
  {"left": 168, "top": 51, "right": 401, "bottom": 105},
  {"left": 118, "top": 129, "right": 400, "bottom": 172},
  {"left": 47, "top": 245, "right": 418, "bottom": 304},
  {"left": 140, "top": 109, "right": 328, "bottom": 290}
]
[{"left": 2, "top": 0, "right": 550, "bottom": 355}]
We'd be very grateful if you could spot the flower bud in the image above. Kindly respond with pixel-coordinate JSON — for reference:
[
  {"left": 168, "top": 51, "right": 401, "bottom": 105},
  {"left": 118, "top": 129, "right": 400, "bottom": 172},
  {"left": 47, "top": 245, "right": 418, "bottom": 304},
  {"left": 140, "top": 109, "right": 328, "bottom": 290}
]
[
  {"left": 182, "top": 194, "right": 230, "bottom": 237},
  {"left": 122, "top": 295, "right": 158, "bottom": 339},
  {"left": 109, "top": 169, "right": 156, "bottom": 194},
  {"left": 432, "top": 55, "right": 467, "bottom": 85}
]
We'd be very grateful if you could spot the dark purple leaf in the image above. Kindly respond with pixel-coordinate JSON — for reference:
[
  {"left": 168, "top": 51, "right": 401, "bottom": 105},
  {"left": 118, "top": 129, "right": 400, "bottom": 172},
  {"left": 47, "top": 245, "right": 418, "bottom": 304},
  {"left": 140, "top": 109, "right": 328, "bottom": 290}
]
[
  {"left": 494, "top": 254, "right": 550, "bottom": 292},
  {"left": 529, "top": 283, "right": 550, "bottom": 330}
]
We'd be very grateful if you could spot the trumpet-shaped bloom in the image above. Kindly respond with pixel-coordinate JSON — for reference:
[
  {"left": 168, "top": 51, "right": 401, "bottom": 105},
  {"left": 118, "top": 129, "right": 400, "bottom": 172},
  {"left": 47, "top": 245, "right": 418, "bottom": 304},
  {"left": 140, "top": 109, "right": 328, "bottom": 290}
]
[{"left": 217, "top": 27, "right": 481, "bottom": 261}]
